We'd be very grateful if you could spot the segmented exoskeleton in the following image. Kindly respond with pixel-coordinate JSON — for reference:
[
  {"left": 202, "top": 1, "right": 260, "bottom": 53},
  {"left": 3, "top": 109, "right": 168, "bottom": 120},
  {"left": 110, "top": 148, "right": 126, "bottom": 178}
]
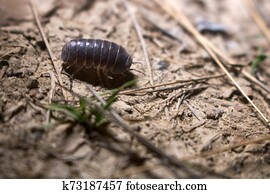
[{"left": 61, "top": 39, "right": 132, "bottom": 74}]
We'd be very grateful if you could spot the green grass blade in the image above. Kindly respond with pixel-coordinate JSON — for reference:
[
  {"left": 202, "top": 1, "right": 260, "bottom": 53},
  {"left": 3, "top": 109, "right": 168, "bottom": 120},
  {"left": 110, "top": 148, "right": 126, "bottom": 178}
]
[
  {"left": 104, "top": 79, "right": 136, "bottom": 110},
  {"left": 249, "top": 53, "right": 267, "bottom": 75}
]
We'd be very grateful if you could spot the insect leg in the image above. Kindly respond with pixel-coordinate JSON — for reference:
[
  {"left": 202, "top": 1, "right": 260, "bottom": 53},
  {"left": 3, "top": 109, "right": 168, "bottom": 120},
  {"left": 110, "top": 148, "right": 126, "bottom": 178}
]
[{"left": 97, "top": 67, "right": 106, "bottom": 88}]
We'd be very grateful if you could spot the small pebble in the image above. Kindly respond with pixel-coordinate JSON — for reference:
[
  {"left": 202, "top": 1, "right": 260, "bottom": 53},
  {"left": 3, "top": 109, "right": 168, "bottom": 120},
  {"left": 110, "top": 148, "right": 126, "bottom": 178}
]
[
  {"left": 113, "top": 101, "right": 133, "bottom": 115},
  {"left": 6, "top": 69, "right": 24, "bottom": 77},
  {"left": 155, "top": 60, "right": 169, "bottom": 70},
  {"left": 222, "top": 87, "right": 235, "bottom": 99},
  {"left": 36, "top": 40, "right": 46, "bottom": 50},
  {"left": 6, "top": 68, "right": 13, "bottom": 77},
  {"left": 241, "top": 86, "right": 253, "bottom": 98},
  {"left": 206, "top": 107, "right": 224, "bottom": 119},
  {"left": 196, "top": 18, "right": 229, "bottom": 35},
  {"left": 0, "top": 60, "right": 9, "bottom": 67},
  {"left": 233, "top": 103, "right": 245, "bottom": 112},
  {"left": 26, "top": 76, "right": 39, "bottom": 89},
  {"left": 35, "top": 92, "right": 45, "bottom": 100}
]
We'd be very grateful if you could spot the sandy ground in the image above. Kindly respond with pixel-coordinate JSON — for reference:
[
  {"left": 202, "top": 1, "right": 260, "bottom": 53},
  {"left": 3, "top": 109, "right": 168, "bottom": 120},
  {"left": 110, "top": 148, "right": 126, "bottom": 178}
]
[{"left": 0, "top": 0, "right": 270, "bottom": 178}]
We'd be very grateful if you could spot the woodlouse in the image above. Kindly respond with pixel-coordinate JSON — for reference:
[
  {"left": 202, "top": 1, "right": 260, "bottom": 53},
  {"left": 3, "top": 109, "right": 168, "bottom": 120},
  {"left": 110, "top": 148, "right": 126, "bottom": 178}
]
[{"left": 61, "top": 39, "right": 133, "bottom": 74}]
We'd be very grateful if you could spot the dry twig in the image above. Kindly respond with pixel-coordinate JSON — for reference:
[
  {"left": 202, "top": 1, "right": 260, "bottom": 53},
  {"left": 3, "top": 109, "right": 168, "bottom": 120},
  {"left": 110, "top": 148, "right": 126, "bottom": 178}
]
[
  {"left": 114, "top": 135, "right": 270, "bottom": 177},
  {"left": 120, "top": 74, "right": 223, "bottom": 95},
  {"left": 243, "top": 0, "right": 270, "bottom": 44},
  {"left": 146, "top": 12, "right": 270, "bottom": 93},
  {"left": 0, "top": 65, "right": 8, "bottom": 79},
  {"left": 123, "top": 1, "right": 154, "bottom": 86},
  {"left": 154, "top": 0, "right": 270, "bottom": 126},
  {"left": 46, "top": 71, "right": 56, "bottom": 124},
  {"left": 206, "top": 37, "right": 270, "bottom": 94},
  {"left": 86, "top": 85, "right": 197, "bottom": 177},
  {"left": 30, "top": 0, "right": 67, "bottom": 99},
  {"left": 0, "top": 48, "right": 18, "bottom": 59},
  {"left": 182, "top": 121, "right": 205, "bottom": 133},
  {"left": 180, "top": 135, "right": 270, "bottom": 161},
  {"left": 54, "top": 82, "right": 199, "bottom": 177},
  {"left": 184, "top": 100, "right": 203, "bottom": 121}
]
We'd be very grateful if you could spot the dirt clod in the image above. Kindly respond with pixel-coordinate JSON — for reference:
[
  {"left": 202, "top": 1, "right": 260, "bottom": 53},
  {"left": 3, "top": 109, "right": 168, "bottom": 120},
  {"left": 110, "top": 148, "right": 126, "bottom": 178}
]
[
  {"left": 205, "top": 107, "right": 224, "bottom": 120},
  {"left": 26, "top": 76, "right": 39, "bottom": 89}
]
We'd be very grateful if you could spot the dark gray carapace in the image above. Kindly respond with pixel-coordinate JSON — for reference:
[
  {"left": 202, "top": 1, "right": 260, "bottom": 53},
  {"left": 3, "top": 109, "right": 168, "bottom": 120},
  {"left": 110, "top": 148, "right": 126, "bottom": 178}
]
[{"left": 61, "top": 39, "right": 133, "bottom": 74}]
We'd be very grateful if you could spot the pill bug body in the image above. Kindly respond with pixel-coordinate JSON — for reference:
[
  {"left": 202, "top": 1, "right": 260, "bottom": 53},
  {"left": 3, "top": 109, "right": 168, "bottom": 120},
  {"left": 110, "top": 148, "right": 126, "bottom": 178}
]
[{"left": 61, "top": 39, "right": 132, "bottom": 74}]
